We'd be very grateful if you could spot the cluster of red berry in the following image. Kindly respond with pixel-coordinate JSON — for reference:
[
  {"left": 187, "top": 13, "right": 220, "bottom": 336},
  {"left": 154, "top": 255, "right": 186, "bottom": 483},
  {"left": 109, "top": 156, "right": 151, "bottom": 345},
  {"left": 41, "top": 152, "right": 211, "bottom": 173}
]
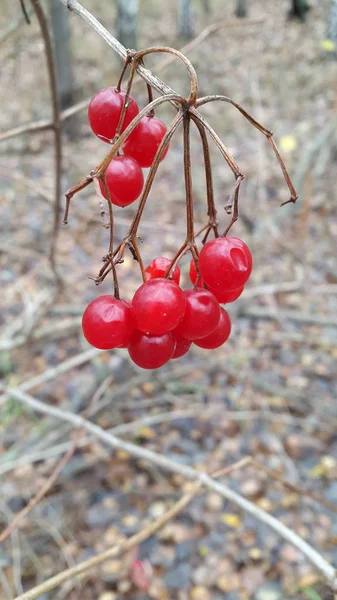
[
  {"left": 82, "top": 236, "right": 252, "bottom": 370},
  {"left": 88, "top": 86, "right": 168, "bottom": 207}
]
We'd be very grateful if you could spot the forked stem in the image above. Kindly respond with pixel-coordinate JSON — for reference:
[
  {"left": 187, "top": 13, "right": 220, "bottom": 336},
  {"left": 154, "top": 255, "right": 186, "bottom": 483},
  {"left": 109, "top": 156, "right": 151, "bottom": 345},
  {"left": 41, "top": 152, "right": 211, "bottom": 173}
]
[
  {"left": 196, "top": 95, "right": 298, "bottom": 205},
  {"left": 134, "top": 46, "right": 198, "bottom": 106},
  {"left": 191, "top": 115, "right": 219, "bottom": 240}
]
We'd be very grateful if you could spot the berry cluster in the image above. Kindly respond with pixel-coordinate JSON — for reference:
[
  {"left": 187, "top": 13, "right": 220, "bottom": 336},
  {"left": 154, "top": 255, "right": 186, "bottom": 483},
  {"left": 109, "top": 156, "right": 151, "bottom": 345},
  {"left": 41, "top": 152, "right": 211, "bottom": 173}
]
[
  {"left": 82, "top": 237, "right": 252, "bottom": 369},
  {"left": 88, "top": 86, "right": 168, "bottom": 207},
  {"left": 64, "top": 47, "right": 296, "bottom": 371}
]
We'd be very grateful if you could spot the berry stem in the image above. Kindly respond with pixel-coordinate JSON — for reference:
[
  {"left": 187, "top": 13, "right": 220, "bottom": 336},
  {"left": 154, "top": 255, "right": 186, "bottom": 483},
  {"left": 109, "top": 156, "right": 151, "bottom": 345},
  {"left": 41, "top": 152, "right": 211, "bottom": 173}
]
[
  {"left": 183, "top": 113, "right": 194, "bottom": 243},
  {"left": 134, "top": 46, "right": 198, "bottom": 106},
  {"left": 63, "top": 175, "right": 93, "bottom": 224},
  {"left": 114, "top": 54, "right": 138, "bottom": 141},
  {"left": 196, "top": 95, "right": 298, "bottom": 205},
  {"left": 192, "top": 115, "right": 219, "bottom": 241},
  {"left": 128, "top": 109, "right": 184, "bottom": 238},
  {"left": 95, "top": 94, "right": 184, "bottom": 178}
]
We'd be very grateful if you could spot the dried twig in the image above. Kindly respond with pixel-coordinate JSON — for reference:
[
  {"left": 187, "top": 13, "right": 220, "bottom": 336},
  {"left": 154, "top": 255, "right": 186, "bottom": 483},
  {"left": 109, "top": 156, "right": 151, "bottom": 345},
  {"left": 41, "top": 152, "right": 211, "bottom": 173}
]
[
  {"left": 0, "top": 347, "right": 101, "bottom": 408},
  {"left": 11, "top": 459, "right": 248, "bottom": 600},
  {"left": 0, "top": 445, "right": 75, "bottom": 544},
  {"left": 30, "top": 0, "right": 62, "bottom": 291},
  {"left": 6, "top": 387, "right": 337, "bottom": 592}
]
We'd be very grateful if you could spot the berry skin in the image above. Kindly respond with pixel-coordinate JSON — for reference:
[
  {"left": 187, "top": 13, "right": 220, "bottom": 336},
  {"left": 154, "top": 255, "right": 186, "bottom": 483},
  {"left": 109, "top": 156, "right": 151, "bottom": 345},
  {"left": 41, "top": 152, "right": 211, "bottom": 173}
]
[
  {"left": 172, "top": 334, "right": 191, "bottom": 359},
  {"left": 145, "top": 257, "right": 180, "bottom": 285},
  {"left": 82, "top": 295, "right": 134, "bottom": 350},
  {"left": 189, "top": 259, "right": 205, "bottom": 288},
  {"left": 123, "top": 115, "right": 168, "bottom": 168},
  {"left": 99, "top": 156, "right": 144, "bottom": 207},
  {"left": 118, "top": 300, "right": 132, "bottom": 348},
  {"left": 174, "top": 289, "right": 220, "bottom": 340},
  {"left": 128, "top": 330, "right": 176, "bottom": 369},
  {"left": 194, "top": 307, "right": 231, "bottom": 349},
  {"left": 131, "top": 279, "right": 186, "bottom": 335},
  {"left": 199, "top": 236, "right": 252, "bottom": 291},
  {"left": 208, "top": 284, "right": 244, "bottom": 304},
  {"left": 88, "top": 87, "right": 139, "bottom": 143}
]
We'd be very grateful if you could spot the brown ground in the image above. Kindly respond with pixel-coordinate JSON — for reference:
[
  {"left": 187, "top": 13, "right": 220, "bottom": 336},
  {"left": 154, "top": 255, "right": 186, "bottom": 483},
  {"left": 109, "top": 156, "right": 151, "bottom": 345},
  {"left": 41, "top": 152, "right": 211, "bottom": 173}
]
[{"left": 0, "top": 0, "right": 337, "bottom": 599}]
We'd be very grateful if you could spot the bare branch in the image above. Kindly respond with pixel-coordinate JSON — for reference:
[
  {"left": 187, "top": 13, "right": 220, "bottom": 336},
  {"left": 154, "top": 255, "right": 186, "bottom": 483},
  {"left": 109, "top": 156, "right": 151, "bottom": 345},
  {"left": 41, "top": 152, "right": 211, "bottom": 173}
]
[
  {"left": 30, "top": 0, "right": 62, "bottom": 290},
  {"left": 7, "top": 387, "right": 337, "bottom": 592}
]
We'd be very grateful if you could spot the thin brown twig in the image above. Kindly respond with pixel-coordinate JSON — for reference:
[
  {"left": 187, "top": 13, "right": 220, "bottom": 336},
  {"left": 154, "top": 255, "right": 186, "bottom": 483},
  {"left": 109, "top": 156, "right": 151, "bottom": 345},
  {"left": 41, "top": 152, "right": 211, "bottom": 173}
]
[
  {"left": 30, "top": 0, "right": 63, "bottom": 291},
  {"left": 0, "top": 445, "right": 75, "bottom": 544}
]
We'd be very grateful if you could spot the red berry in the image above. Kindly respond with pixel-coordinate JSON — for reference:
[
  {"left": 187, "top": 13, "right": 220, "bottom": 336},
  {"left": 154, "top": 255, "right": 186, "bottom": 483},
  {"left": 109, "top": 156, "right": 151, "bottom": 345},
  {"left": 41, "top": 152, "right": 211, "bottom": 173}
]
[
  {"left": 199, "top": 236, "right": 252, "bottom": 291},
  {"left": 172, "top": 334, "right": 191, "bottom": 359},
  {"left": 189, "top": 259, "right": 205, "bottom": 288},
  {"left": 99, "top": 156, "right": 144, "bottom": 207},
  {"left": 131, "top": 279, "right": 186, "bottom": 335},
  {"left": 118, "top": 300, "right": 132, "bottom": 347},
  {"left": 123, "top": 115, "right": 169, "bottom": 168},
  {"left": 145, "top": 257, "right": 180, "bottom": 285},
  {"left": 82, "top": 295, "right": 134, "bottom": 350},
  {"left": 128, "top": 330, "right": 176, "bottom": 369},
  {"left": 174, "top": 289, "right": 220, "bottom": 340},
  {"left": 194, "top": 307, "right": 231, "bottom": 349},
  {"left": 88, "top": 87, "right": 139, "bottom": 143},
  {"left": 208, "top": 284, "right": 244, "bottom": 304}
]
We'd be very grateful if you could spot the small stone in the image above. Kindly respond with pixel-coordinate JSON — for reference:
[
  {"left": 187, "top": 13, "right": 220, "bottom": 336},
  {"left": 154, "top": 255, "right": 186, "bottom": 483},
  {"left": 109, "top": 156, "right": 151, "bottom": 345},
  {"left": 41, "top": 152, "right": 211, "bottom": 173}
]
[
  {"left": 190, "top": 586, "right": 211, "bottom": 600},
  {"left": 240, "top": 478, "right": 264, "bottom": 498},
  {"left": 254, "top": 582, "right": 283, "bottom": 600},
  {"left": 164, "top": 564, "right": 191, "bottom": 589},
  {"left": 205, "top": 493, "right": 223, "bottom": 512},
  {"left": 217, "top": 573, "right": 240, "bottom": 593},
  {"left": 98, "top": 593, "right": 117, "bottom": 600},
  {"left": 284, "top": 434, "right": 325, "bottom": 459},
  {"left": 148, "top": 502, "right": 166, "bottom": 519}
]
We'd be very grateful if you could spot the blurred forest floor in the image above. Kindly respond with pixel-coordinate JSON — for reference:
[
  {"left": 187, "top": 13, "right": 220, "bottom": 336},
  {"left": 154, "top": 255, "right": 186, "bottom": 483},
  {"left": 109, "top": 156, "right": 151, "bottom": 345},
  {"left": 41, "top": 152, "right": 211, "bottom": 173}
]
[{"left": 0, "top": 0, "right": 337, "bottom": 599}]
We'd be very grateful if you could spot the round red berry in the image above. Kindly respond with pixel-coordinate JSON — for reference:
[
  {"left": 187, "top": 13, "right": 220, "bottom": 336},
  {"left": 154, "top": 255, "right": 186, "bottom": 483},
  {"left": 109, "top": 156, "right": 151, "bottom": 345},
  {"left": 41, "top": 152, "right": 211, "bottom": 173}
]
[
  {"left": 145, "top": 257, "right": 180, "bottom": 285},
  {"left": 194, "top": 307, "right": 231, "bottom": 349},
  {"left": 199, "top": 236, "right": 252, "bottom": 291},
  {"left": 208, "top": 284, "right": 244, "bottom": 304},
  {"left": 174, "top": 289, "right": 220, "bottom": 340},
  {"left": 131, "top": 279, "right": 186, "bottom": 335},
  {"left": 189, "top": 259, "right": 205, "bottom": 288},
  {"left": 123, "top": 115, "right": 168, "bottom": 168},
  {"left": 171, "top": 334, "right": 191, "bottom": 359},
  {"left": 82, "top": 295, "right": 134, "bottom": 350},
  {"left": 88, "top": 87, "right": 139, "bottom": 143},
  {"left": 128, "top": 330, "right": 176, "bottom": 369},
  {"left": 99, "top": 156, "right": 144, "bottom": 207}
]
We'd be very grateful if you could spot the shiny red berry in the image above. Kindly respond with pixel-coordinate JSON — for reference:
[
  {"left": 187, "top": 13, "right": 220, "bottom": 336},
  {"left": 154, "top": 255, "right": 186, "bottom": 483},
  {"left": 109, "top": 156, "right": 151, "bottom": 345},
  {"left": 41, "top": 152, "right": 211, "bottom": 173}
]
[
  {"left": 99, "top": 156, "right": 144, "bottom": 207},
  {"left": 123, "top": 115, "right": 168, "bottom": 168},
  {"left": 128, "top": 330, "right": 176, "bottom": 369},
  {"left": 171, "top": 334, "right": 192, "bottom": 359},
  {"left": 199, "top": 236, "right": 252, "bottom": 291},
  {"left": 189, "top": 259, "right": 205, "bottom": 288},
  {"left": 82, "top": 295, "right": 134, "bottom": 350},
  {"left": 88, "top": 87, "right": 139, "bottom": 143},
  {"left": 194, "top": 307, "right": 231, "bottom": 349},
  {"left": 145, "top": 257, "right": 180, "bottom": 285},
  {"left": 174, "top": 289, "right": 220, "bottom": 340},
  {"left": 208, "top": 284, "right": 244, "bottom": 304},
  {"left": 131, "top": 279, "right": 186, "bottom": 335}
]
